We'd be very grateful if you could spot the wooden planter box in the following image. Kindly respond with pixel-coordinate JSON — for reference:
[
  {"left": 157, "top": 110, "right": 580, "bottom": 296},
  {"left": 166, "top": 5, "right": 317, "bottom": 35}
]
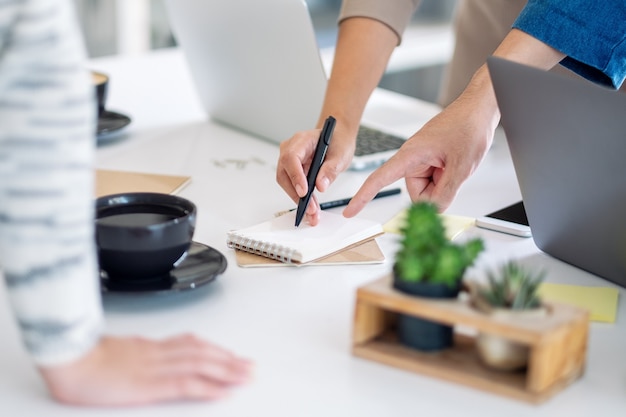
[{"left": 352, "top": 275, "right": 589, "bottom": 404}]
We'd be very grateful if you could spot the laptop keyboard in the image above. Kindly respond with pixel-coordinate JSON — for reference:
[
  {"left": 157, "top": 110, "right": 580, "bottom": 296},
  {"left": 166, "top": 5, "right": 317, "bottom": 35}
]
[{"left": 355, "top": 126, "right": 406, "bottom": 156}]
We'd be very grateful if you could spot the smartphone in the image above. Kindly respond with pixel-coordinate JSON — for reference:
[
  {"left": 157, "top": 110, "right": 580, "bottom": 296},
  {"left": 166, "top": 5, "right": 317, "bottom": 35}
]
[{"left": 476, "top": 201, "right": 532, "bottom": 237}]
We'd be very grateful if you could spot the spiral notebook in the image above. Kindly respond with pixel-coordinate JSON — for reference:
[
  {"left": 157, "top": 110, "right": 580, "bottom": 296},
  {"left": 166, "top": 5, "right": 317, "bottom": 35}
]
[
  {"left": 233, "top": 238, "right": 385, "bottom": 268},
  {"left": 226, "top": 211, "right": 384, "bottom": 265}
]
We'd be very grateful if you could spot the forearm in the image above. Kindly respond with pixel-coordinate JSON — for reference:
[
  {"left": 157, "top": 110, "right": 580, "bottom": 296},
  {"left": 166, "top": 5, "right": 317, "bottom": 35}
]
[
  {"left": 344, "top": 16, "right": 574, "bottom": 217},
  {"left": 459, "top": 28, "right": 565, "bottom": 130},
  {"left": 493, "top": 28, "right": 565, "bottom": 71},
  {"left": 319, "top": 17, "right": 398, "bottom": 137}
]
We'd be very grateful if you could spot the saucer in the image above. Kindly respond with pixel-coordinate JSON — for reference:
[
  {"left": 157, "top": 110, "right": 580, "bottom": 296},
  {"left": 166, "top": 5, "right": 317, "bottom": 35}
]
[
  {"left": 97, "top": 110, "right": 131, "bottom": 142},
  {"left": 100, "top": 242, "right": 227, "bottom": 293}
]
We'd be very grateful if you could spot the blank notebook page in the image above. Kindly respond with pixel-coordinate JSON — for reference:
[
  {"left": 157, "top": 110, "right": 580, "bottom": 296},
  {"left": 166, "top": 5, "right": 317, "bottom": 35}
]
[{"left": 226, "top": 210, "right": 384, "bottom": 264}]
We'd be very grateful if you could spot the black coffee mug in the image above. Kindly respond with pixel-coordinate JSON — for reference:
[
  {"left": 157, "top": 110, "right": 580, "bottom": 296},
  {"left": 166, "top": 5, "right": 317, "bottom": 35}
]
[
  {"left": 92, "top": 71, "right": 109, "bottom": 118},
  {"left": 95, "top": 193, "right": 197, "bottom": 280}
]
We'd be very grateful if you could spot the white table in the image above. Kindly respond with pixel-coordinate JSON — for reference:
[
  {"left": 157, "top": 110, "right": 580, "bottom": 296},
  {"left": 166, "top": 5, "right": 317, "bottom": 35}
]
[{"left": 0, "top": 48, "right": 624, "bottom": 416}]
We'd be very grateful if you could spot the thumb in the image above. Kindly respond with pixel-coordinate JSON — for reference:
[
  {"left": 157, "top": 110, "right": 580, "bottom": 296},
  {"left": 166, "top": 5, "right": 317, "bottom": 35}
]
[
  {"left": 316, "top": 151, "right": 349, "bottom": 192},
  {"left": 427, "top": 163, "right": 465, "bottom": 212}
]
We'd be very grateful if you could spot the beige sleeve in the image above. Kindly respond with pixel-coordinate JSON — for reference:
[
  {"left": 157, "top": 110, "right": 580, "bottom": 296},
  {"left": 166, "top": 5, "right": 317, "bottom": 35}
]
[
  {"left": 339, "top": 0, "right": 421, "bottom": 44},
  {"left": 437, "top": 0, "right": 527, "bottom": 106}
]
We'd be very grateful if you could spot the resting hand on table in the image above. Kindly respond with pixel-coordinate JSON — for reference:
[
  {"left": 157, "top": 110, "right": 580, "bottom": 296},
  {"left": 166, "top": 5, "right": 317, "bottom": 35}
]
[
  {"left": 276, "top": 125, "right": 356, "bottom": 226},
  {"left": 38, "top": 335, "right": 253, "bottom": 406}
]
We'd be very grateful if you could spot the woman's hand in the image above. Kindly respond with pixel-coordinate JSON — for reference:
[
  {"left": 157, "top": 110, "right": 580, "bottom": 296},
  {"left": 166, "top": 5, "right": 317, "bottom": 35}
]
[{"left": 39, "top": 335, "right": 253, "bottom": 406}]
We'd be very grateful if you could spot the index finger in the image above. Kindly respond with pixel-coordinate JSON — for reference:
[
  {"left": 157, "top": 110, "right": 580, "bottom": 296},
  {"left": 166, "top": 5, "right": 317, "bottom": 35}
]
[{"left": 342, "top": 161, "right": 403, "bottom": 217}]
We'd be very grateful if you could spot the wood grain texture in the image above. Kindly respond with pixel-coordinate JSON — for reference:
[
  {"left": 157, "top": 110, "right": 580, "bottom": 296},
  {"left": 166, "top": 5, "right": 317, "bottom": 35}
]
[{"left": 352, "top": 275, "right": 590, "bottom": 404}]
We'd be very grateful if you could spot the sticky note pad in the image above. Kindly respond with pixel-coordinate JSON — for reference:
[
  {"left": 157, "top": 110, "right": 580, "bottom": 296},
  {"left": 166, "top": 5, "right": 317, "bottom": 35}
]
[
  {"left": 384, "top": 210, "right": 476, "bottom": 241},
  {"left": 538, "top": 283, "right": 620, "bottom": 323}
]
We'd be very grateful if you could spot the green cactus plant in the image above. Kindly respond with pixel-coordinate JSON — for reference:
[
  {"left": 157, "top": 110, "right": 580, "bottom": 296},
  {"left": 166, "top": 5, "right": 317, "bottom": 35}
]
[
  {"left": 472, "top": 261, "right": 547, "bottom": 371},
  {"left": 393, "top": 201, "right": 484, "bottom": 288},
  {"left": 478, "top": 261, "right": 545, "bottom": 310}
]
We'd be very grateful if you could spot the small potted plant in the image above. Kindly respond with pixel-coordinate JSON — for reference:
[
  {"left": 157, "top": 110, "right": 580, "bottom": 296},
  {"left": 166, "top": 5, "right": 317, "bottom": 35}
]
[
  {"left": 393, "top": 201, "right": 484, "bottom": 351},
  {"left": 470, "top": 261, "right": 547, "bottom": 371}
]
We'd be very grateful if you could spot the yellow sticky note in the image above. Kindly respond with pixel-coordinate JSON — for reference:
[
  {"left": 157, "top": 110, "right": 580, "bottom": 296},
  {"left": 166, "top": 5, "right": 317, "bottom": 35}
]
[
  {"left": 443, "top": 215, "right": 478, "bottom": 241},
  {"left": 382, "top": 209, "right": 406, "bottom": 234},
  {"left": 538, "top": 283, "right": 620, "bottom": 323},
  {"left": 384, "top": 210, "right": 476, "bottom": 241}
]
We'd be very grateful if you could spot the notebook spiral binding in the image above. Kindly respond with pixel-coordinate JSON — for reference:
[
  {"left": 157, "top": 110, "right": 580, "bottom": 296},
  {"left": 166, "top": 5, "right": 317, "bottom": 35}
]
[{"left": 227, "top": 234, "right": 298, "bottom": 263}]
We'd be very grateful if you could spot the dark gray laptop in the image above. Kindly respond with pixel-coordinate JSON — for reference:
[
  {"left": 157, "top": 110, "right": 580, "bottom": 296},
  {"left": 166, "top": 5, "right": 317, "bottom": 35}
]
[{"left": 488, "top": 57, "right": 626, "bottom": 288}]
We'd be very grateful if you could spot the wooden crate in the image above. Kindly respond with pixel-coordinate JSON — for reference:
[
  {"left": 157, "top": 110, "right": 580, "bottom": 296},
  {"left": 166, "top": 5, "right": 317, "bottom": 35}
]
[{"left": 352, "top": 275, "right": 589, "bottom": 404}]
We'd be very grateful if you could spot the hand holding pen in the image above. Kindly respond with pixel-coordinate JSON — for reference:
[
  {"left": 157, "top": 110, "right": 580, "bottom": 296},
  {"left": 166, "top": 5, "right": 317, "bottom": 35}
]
[{"left": 294, "top": 116, "right": 336, "bottom": 227}]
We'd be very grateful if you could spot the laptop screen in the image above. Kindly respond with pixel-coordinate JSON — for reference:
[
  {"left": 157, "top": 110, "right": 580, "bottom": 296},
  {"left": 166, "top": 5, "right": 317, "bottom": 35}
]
[
  {"left": 164, "top": 0, "right": 327, "bottom": 144},
  {"left": 489, "top": 56, "right": 626, "bottom": 288}
]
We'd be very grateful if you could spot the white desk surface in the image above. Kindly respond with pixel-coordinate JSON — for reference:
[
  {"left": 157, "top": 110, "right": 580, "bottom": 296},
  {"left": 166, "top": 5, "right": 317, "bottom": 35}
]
[{"left": 1, "top": 48, "right": 624, "bottom": 416}]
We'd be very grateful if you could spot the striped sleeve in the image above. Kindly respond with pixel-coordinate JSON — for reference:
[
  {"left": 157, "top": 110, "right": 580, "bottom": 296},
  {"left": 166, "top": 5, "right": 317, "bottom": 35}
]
[{"left": 0, "top": 0, "right": 103, "bottom": 366}]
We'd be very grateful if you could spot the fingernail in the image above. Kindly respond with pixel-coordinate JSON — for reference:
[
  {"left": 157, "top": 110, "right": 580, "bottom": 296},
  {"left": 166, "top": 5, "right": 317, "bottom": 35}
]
[
  {"left": 295, "top": 184, "right": 305, "bottom": 196},
  {"left": 320, "top": 177, "right": 330, "bottom": 191}
]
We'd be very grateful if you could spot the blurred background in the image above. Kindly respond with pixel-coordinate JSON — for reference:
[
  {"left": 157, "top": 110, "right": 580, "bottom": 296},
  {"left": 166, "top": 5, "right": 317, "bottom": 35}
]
[{"left": 74, "top": 0, "right": 457, "bottom": 103}]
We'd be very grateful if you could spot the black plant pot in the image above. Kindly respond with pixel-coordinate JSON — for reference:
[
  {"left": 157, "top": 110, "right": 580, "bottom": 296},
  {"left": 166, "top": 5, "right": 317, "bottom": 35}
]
[{"left": 393, "top": 275, "right": 461, "bottom": 352}]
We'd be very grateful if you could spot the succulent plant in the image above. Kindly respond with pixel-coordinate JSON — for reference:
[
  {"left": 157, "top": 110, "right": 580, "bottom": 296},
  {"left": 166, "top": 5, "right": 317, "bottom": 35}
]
[
  {"left": 479, "top": 261, "right": 545, "bottom": 310},
  {"left": 393, "top": 201, "right": 484, "bottom": 288}
]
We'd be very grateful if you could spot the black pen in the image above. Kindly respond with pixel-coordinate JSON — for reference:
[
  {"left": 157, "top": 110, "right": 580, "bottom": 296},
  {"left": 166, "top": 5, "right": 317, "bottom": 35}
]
[
  {"left": 276, "top": 187, "right": 402, "bottom": 217},
  {"left": 294, "top": 116, "right": 335, "bottom": 227}
]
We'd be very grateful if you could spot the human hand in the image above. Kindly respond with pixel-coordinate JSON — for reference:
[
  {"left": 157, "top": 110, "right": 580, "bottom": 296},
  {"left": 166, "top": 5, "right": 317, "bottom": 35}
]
[
  {"left": 39, "top": 335, "right": 253, "bottom": 406},
  {"left": 276, "top": 126, "right": 355, "bottom": 226},
  {"left": 343, "top": 89, "right": 499, "bottom": 216},
  {"left": 342, "top": 27, "right": 568, "bottom": 217}
]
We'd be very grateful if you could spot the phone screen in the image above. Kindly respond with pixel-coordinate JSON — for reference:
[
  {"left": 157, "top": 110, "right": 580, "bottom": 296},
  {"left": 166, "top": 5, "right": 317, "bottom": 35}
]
[{"left": 486, "top": 201, "right": 529, "bottom": 226}]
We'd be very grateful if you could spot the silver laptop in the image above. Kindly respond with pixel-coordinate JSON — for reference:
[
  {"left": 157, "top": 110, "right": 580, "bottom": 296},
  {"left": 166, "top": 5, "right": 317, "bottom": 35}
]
[
  {"left": 488, "top": 56, "right": 626, "bottom": 288},
  {"left": 163, "top": 0, "right": 406, "bottom": 171}
]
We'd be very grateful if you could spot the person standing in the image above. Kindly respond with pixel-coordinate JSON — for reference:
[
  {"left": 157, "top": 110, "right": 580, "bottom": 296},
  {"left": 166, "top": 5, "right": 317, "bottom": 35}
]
[{"left": 0, "top": 0, "right": 252, "bottom": 405}]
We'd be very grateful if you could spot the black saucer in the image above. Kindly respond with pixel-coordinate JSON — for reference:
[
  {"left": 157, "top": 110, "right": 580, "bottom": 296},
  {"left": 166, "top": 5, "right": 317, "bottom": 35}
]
[
  {"left": 100, "top": 242, "right": 227, "bottom": 293},
  {"left": 97, "top": 110, "right": 131, "bottom": 142}
]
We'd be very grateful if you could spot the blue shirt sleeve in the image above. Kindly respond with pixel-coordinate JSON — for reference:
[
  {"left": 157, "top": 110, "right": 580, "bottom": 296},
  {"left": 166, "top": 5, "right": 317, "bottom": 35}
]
[{"left": 513, "top": 0, "right": 626, "bottom": 89}]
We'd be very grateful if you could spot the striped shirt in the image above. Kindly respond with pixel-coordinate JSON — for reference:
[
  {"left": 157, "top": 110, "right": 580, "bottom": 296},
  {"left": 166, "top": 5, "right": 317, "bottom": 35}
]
[{"left": 0, "top": 0, "right": 103, "bottom": 366}]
